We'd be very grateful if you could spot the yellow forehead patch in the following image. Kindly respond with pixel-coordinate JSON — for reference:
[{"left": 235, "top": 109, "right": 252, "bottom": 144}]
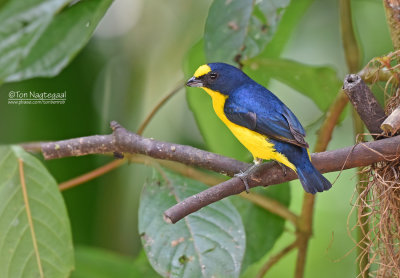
[{"left": 194, "top": 64, "right": 211, "bottom": 78}]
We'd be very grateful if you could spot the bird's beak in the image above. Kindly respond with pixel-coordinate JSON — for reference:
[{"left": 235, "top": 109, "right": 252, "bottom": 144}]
[{"left": 186, "top": 76, "right": 203, "bottom": 87}]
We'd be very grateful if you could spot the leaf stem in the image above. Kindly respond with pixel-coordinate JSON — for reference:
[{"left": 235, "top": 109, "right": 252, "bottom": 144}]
[{"left": 18, "top": 159, "right": 44, "bottom": 278}]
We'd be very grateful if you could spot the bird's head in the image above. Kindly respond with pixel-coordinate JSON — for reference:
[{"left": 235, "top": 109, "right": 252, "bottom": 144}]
[{"left": 186, "top": 63, "right": 250, "bottom": 95}]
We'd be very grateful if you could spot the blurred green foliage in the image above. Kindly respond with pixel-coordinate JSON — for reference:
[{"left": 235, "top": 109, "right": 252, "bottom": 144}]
[{"left": 0, "top": 0, "right": 394, "bottom": 277}]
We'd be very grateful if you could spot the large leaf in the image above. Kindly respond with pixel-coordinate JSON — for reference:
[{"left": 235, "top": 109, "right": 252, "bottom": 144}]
[
  {"left": 0, "top": 0, "right": 112, "bottom": 83},
  {"left": 204, "top": 0, "right": 290, "bottom": 64},
  {"left": 244, "top": 58, "right": 342, "bottom": 111},
  {"left": 0, "top": 0, "right": 69, "bottom": 82},
  {"left": 185, "top": 40, "right": 250, "bottom": 161},
  {"left": 139, "top": 169, "right": 245, "bottom": 278},
  {"left": 0, "top": 146, "right": 74, "bottom": 278},
  {"left": 260, "top": 0, "right": 314, "bottom": 58},
  {"left": 71, "top": 247, "right": 159, "bottom": 278},
  {"left": 232, "top": 184, "right": 290, "bottom": 272}
]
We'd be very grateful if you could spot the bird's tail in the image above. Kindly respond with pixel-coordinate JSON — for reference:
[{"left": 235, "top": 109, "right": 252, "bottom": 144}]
[{"left": 296, "top": 160, "right": 332, "bottom": 194}]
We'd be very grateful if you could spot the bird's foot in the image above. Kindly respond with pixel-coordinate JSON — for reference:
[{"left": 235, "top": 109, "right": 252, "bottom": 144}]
[
  {"left": 235, "top": 159, "right": 263, "bottom": 193},
  {"left": 276, "top": 161, "right": 287, "bottom": 176},
  {"left": 234, "top": 171, "right": 251, "bottom": 193}
]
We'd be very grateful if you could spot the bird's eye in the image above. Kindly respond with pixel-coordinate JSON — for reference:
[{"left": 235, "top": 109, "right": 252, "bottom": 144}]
[{"left": 209, "top": 72, "right": 218, "bottom": 80}]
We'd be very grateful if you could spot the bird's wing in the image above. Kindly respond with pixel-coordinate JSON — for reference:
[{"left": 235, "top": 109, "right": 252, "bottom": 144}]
[{"left": 224, "top": 95, "right": 309, "bottom": 148}]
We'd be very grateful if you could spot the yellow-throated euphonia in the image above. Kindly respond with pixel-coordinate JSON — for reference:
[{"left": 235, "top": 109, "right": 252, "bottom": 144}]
[{"left": 186, "top": 63, "right": 332, "bottom": 194}]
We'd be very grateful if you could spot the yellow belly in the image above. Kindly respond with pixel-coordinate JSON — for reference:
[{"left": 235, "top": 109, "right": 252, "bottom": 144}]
[{"left": 203, "top": 88, "right": 296, "bottom": 172}]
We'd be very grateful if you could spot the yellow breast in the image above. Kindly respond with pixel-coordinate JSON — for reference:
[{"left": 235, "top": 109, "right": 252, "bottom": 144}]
[{"left": 202, "top": 88, "right": 296, "bottom": 171}]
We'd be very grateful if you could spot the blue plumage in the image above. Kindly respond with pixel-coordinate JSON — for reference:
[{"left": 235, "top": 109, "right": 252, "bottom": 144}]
[
  {"left": 187, "top": 62, "right": 332, "bottom": 194},
  {"left": 270, "top": 139, "right": 331, "bottom": 194}
]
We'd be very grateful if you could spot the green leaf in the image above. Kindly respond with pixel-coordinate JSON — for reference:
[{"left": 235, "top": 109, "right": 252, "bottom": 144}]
[
  {"left": 0, "top": 0, "right": 69, "bottom": 83},
  {"left": 139, "top": 169, "right": 245, "bottom": 278},
  {"left": 185, "top": 40, "right": 250, "bottom": 161},
  {"left": 71, "top": 247, "right": 159, "bottom": 278},
  {"left": 244, "top": 58, "right": 342, "bottom": 111},
  {"left": 0, "top": 0, "right": 112, "bottom": 83},
  {"left": 232, "top": 184, "right": 290, "bottom": 272},
  {"left": 204, "top": 0, "right": 290, "bottom": 64},
  {"left": 260, "top": 0, "right": 314, "bottom": 58},
  {"left": 0, "top": 146, "right": 74, "bottom": 278}
]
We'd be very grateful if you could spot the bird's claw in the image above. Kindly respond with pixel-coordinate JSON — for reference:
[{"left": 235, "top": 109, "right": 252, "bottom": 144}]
[
  {"left": 234, "top": 172, "right": 251, "bottom": 193},
  {"left": 276, "top": 162, "right": 287, "bottom": 176}
]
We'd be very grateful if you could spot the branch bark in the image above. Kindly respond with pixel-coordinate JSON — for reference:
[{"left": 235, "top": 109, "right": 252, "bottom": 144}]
[
  {"left": 381, "top": 106, "right": 400, "bottom": 134},
  {"left": 42, "top": 121, "right": 249, "bottom": 176},
  {"left": 343, "top": 74, "right": 387, "bottom": 135}
]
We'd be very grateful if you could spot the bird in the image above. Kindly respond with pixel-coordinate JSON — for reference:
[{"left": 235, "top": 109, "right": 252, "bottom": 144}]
[{"left": 186, "top": 62, "right": 332, "bottom": 194}]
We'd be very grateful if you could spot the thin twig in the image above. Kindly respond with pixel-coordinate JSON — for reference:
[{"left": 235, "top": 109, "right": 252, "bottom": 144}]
[
  {"left": 294, "top": 193, "right": 314, "bottom": 278},
  {"left": 19, "top": 142, "right": 44, "bottom": 153},
  {"left": 339, "top": 0, "right": 361, "bottom": 73},
  {"left": 54, "top": 84, "right": 183, "bottom": 189},
  {"left": 136, "top": 84, "right": 184, "bottom": 135},
  {"left": 257, "top": 240, "right": 298, "bottom": 278},
  {"left": 359, "top": 65, "right": 395, "bottom": 84},
  {"left": 314, "top": 90, "right": 348, "bottom": 152},
  {"left": 58, "top": 159, "right": 125, "bottom": 191}
]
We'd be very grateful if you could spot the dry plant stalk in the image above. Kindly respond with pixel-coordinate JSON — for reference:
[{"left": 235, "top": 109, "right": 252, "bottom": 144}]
[
  {"left": 355, "top": 160, "right": 400, "bottom": 278},
  {"left": 354, "top": 50, "right": 400, "bottom": 277}
]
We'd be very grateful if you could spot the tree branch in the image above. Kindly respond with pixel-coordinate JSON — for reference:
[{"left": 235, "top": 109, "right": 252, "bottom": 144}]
[
  {"left": 38, "top": 120, "right": 400, "bottom": 223},
  {"left": 42, "top": 121, "right": 249, "bottom": 176},
  {"left": 381, "top": 105, "right": 400, "bottom": 134},
  {"left": 343, "top": 74, "right": 387, "bottom": 135},
  {"left": 164, "top": 134, "right": 400, "bottom": 223}
]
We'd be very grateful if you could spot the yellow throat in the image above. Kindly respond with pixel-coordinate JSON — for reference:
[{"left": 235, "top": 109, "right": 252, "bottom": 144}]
[
  {"left": 198, "top": 84, "right": 295, "bottom": 171},
  {"left": 191, "top": 63, "right": 296, "bottom": 171}
]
